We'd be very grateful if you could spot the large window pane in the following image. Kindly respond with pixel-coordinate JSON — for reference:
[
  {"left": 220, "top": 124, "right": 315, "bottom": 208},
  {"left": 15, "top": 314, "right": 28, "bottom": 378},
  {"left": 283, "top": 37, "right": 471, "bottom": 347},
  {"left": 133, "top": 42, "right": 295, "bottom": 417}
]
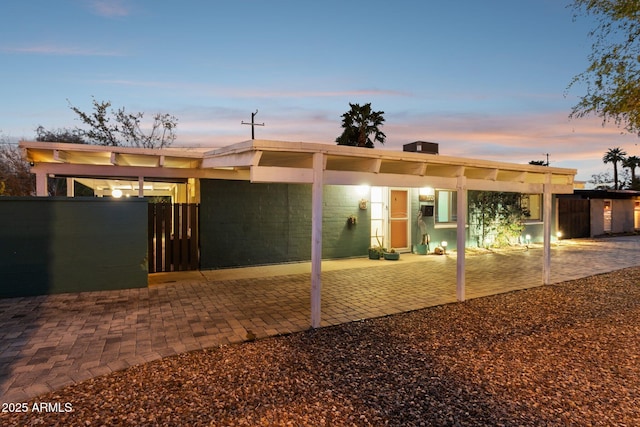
[{"left": 436, "top": 190, "right": 457, "bottom": 223}]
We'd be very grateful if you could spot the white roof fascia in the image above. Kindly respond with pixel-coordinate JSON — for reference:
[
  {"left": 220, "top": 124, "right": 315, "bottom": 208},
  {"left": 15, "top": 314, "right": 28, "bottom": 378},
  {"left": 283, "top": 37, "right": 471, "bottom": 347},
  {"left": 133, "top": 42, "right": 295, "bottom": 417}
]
[{"left": 20, "top": 139, "right": 577, "bottom": 194}]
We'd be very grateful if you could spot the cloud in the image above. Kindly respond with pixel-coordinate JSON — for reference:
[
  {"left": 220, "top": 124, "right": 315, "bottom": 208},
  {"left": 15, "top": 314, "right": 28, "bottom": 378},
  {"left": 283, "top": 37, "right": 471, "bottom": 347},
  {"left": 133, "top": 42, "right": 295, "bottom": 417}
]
[
  {"left": 93, "top": 79, "right": 410, "bottom": 99},
  {"left": 87, "top": 0, "right": 131, "bottom": 17},
  {"left": 1, "top": 44, "right": 124, "bottom": 56},
  {"left": 77, "top": 94, "right": 637, "bottom": 184}
]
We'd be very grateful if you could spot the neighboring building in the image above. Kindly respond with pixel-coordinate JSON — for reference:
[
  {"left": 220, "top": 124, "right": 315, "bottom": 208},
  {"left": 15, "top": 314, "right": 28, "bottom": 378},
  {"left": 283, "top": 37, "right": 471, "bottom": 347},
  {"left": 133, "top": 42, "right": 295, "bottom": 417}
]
[
  {"left": 558, "top": 189, "right": 640, "bottom": 238},
  {"left": 18, "top": 139, "right": 577, "bottom": 327}
]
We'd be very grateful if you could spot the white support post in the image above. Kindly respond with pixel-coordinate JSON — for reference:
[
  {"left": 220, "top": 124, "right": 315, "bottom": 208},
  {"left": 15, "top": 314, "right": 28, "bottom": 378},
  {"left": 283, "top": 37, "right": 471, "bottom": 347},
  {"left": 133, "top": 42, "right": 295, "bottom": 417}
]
[
  {"left": 542, "top": 177, "right": 552, "bottom": 285},
  {"left": 456, "top": 176, "right": 467, "bottom": 301},
  {"left": 35, "top": 172, "right": 48, "bottom": 196},
  {"left": 310, "top": 152, "right": 324, "bottom": 328},
  {"left": 138, "top": 176, "right": 144, "bottom": 198},
  {"left": 66, "top": 178, "right": 75, "bottom": 197}
]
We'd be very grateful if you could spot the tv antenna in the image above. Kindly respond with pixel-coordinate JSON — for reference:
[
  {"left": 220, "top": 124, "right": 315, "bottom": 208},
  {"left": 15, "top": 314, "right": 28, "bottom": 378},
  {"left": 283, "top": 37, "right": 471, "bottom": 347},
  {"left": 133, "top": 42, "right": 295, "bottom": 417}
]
[{"left": 241, "top": 110, "right": 265, "bottom": 140}]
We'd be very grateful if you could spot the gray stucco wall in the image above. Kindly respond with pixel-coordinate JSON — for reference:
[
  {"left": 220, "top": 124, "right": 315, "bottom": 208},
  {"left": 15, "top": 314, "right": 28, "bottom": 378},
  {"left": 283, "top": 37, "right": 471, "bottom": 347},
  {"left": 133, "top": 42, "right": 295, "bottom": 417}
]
[
  {"left": 199, "top": 180, "right": 369, "bottom": 269},
  {"left": 591, "top": 198, "right": 635, "bottom": 235},
  {"left": 0, "top": 197, "right": 148, "bottom": 298}
]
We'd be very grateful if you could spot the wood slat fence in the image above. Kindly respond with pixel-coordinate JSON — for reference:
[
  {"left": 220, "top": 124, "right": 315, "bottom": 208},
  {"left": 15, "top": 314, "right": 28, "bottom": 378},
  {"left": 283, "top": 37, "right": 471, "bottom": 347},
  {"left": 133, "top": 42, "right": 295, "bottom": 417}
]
[{"left": 148, "top": 203, "right": 200, "bottom": 273}]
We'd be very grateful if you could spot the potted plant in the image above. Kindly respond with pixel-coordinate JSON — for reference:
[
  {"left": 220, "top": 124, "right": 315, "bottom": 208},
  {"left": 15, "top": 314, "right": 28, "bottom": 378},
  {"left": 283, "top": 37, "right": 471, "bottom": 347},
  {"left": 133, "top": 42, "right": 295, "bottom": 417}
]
[
  {"left": 368, "top": 229, "right": 385, "bottom": 260},
  {"left": 416, "top": 233, "right": 430, "bottom": 255},
  {"left": 368, "top": 246, "right": 383, "bottom": 259},
  {"left": 383, "top": 248, "right": 400, "bottom": 260}
]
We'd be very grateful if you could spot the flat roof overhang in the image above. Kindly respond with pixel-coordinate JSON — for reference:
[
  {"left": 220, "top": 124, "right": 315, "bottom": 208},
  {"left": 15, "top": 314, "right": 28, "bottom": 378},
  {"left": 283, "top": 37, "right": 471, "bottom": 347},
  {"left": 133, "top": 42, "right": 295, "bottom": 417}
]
[
  {"left": 20, "top": 139, "right": 577, "bottom": 194},
  {"left": 202, "top": 140, "right": 577, "bottom": 194}
]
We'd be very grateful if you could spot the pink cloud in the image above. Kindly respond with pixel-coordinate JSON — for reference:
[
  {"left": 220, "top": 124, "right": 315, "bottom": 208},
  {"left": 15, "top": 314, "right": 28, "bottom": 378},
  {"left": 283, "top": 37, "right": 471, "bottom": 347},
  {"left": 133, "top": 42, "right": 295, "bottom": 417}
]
[{"left": 158, "top": 103, "right": 640, "bottom": 185}]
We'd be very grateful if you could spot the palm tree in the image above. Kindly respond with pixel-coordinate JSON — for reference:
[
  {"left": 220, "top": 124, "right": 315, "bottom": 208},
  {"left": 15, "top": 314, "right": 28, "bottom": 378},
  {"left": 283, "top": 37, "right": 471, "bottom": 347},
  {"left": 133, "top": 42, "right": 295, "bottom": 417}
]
[
  {"left": 602, "top": 147, "right": 627, "bottom": 190},
  {"left": 336, "top": 103, "right": 386, "bottom": 148},
  {"left": 623, "top": 155, "right": 640, "bottom": 189}
]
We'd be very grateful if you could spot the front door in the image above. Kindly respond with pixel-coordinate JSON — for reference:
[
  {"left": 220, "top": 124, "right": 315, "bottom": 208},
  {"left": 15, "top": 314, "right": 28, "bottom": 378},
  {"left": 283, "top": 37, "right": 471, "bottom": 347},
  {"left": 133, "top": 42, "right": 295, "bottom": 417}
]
[{"left": 389, "top": 189, "right": 409, "bottom": 250}]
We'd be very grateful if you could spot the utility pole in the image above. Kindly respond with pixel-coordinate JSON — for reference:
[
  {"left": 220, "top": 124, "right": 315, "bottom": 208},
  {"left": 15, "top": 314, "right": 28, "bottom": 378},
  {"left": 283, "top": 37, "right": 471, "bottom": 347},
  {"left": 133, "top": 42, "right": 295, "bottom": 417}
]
[
  {"left": 544, "top": 153, "right": 550, "bottom": 166},
  {"left": 241, "top": 110, "right": 265, "bottom": 140}
]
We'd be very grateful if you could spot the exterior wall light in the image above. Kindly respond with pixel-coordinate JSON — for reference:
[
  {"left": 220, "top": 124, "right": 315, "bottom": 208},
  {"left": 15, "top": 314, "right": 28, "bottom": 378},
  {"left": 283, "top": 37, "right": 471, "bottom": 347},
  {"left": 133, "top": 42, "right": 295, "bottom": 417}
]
[
  {"left": 357, "top": 185, "right": 369, "bottom": 209},
  {"left": 112, "top": 189, "right": 123, "bottom": 198}
]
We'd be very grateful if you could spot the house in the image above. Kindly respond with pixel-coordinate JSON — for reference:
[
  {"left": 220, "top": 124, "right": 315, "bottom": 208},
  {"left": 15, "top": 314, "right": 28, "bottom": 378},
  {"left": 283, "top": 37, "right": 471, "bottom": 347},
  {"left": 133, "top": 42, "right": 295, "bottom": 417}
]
[
  {"left": 557, "top": 189, "right": 640, "bottom": 238},
  {"left": 15, "top": 139, "right": 577, "bottom": 327}
]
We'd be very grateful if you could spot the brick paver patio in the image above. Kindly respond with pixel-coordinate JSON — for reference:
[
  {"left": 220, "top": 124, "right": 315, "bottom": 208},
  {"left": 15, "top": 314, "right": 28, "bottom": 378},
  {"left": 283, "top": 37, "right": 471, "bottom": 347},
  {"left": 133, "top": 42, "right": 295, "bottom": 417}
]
[{"left": 1, "top": 236, "right": 640, "bottom": 403}]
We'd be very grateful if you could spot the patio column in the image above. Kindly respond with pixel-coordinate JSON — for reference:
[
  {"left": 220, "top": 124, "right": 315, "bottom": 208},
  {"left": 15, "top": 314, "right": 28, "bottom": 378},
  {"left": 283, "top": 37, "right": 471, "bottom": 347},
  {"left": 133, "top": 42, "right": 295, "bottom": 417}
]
[
  {"left": 310, "top": 152, "right": 324, "bottom": 328},
  {"left": 456, "top": 175, "right": 467, "bottom": 301},
  {"left": 543, "top": 175, "right": 552, "bottom": 285},
  {"left": 138, "top": 176, "right": 144, "bottom": 198},
  {"left": 35, "top": 171, "right": 47, "bottom": 196},
  {"left": 66, "top": 178, "right": 75, "bottom": 197}
]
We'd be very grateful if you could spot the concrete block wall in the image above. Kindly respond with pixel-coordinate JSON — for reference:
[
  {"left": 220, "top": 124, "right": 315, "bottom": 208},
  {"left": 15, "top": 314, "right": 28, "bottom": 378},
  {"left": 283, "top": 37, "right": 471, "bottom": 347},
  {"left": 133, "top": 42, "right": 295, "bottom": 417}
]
[
  {"left": 199, "top": 180, "right": 369, "bottom": 269},
  {"left": 0, "top": 197, "right": 148, "bottom": 298}
]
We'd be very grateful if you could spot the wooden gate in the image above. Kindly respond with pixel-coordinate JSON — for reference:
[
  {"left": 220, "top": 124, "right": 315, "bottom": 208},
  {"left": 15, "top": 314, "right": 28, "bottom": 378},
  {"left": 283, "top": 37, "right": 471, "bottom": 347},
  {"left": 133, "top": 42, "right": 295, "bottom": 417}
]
[
  {"left": 148, "top": 203, "right": 200, "bottom": 273},
  {"left": 558, "top": 198, "right": 590, "bottom": 239}
]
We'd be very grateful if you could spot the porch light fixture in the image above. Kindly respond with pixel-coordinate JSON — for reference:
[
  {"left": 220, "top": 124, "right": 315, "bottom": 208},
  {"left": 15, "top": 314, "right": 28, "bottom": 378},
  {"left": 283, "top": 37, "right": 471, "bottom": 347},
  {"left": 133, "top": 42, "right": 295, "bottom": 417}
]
[
  {"left": 111, "top": 189, "right": 123, "bottom": 198},
  {"left": 357, "top": 185, "right": 369, "bottom": 209},
  {"left": 441, "top": 241, "right": 448, "bottom": 254}
]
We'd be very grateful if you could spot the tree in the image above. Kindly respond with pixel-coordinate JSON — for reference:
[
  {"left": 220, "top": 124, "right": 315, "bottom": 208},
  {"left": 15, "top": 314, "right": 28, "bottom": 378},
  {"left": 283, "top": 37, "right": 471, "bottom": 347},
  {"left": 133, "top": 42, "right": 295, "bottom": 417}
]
[
  {"left": 0, "top": 137, "right": 34, "bottom": 196},
  {"left": 622, "top": 155, "right": 640, "bottom": 189},
  {"left": 602, "top": 146, "right": 627, "bottom": 189},
  {"left": 529, "top": 160, "right": 547, "bottom": 166},
  {"left": 336, "top": 103, "right": 386, "bottom": 148},
  {"left": 568, "top": 0, "right": 640, "bottom": 135},
  {"left": 468, "top": 191, "right": 529, "bottom": 248},
  {"left": 35, "top": 125, "right": 87, "bottom": 144},
  {"left": 69, "top": 98, "right": 178, "bottom": 148},
  {"left": 590, "top": 171, "right": 614, "bottom": 189}
]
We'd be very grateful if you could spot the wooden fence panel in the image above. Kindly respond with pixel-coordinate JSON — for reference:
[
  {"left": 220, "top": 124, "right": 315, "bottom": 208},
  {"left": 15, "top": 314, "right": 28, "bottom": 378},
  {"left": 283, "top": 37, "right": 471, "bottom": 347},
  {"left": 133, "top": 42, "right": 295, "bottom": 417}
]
[
  {"left": 148, "top": 203, "right": 200, "bottom": 273},
  {"left": 558, "top": 198, "right": 590, "bottom": 239}
]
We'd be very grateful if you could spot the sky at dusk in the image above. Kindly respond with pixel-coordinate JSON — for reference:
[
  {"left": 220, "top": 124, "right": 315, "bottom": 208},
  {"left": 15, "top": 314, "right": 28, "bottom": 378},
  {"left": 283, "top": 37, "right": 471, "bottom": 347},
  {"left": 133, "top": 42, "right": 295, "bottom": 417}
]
[{"left": 1, "top": 0, "right": 639, "bottom": 184}]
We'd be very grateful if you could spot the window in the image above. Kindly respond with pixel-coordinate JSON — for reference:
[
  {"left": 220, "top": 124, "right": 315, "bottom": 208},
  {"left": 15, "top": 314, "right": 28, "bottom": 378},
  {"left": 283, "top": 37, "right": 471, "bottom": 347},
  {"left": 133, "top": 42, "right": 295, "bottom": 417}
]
[
  {"left": 370, "top": 186, "right": 385, "bottom": 246},
  {"left": 521, "top": 194, "right": 542, "bottom": 221},
  {"left": 604, "top": 200, "right": 612, "bottom": 232},
  {"left": 435, "top": 190, "right": 457, "bottom": 223}
]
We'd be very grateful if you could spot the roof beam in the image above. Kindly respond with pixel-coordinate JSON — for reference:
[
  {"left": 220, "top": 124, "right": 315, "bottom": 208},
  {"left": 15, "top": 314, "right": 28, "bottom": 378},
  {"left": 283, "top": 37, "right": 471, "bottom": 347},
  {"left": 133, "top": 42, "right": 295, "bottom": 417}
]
[
  {"left": 53, "top": 149, "right": 68, "bottom": 163},
  {"left": 30, "top": 163, "right": 250, "bottom": 181},
  {"left": 202, "top": 151, "right": 262, "bottom": 169},
  {"left": 250, "top": 166, "right": 313, "bottom": 183}
]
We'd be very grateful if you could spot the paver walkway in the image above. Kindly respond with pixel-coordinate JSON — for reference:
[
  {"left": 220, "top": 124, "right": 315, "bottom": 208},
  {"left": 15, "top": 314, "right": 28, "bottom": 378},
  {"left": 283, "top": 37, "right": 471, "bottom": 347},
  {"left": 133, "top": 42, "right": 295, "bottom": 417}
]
[{"left": 2, "top": 236, "right": 640, "bottom": 403}]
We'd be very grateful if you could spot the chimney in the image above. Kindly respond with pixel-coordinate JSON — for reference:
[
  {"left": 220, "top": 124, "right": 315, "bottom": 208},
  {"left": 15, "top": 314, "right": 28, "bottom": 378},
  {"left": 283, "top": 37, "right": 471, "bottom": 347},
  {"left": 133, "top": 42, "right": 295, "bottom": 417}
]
[{"left": 403, "top": 141, "right": 439, "bottom": 155}]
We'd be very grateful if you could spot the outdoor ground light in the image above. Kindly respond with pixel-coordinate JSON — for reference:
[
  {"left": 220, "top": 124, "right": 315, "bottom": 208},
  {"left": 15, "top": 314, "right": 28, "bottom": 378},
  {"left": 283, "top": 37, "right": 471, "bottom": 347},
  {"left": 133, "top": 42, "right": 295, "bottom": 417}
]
[{"left": 441, "top": 241, "right": 448, "bottom": 254}]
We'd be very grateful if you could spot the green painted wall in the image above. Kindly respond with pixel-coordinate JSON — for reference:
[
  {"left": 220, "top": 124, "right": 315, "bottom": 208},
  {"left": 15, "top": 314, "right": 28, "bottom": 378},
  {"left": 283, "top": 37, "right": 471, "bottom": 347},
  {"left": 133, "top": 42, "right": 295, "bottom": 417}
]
[
  {"left": 199, "top": 180, "right": 369, "bottom": 269},
  {"left": 0, "top": 198, "right": 148, "bottom": 298}
]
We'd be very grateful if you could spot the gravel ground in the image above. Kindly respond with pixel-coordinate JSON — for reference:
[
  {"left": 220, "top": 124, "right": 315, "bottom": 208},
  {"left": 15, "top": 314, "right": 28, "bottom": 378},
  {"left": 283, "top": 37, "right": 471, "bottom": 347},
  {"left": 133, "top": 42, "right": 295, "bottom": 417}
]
[{"left": 2, "top": 267, "right": 640, "bottom": 426}]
